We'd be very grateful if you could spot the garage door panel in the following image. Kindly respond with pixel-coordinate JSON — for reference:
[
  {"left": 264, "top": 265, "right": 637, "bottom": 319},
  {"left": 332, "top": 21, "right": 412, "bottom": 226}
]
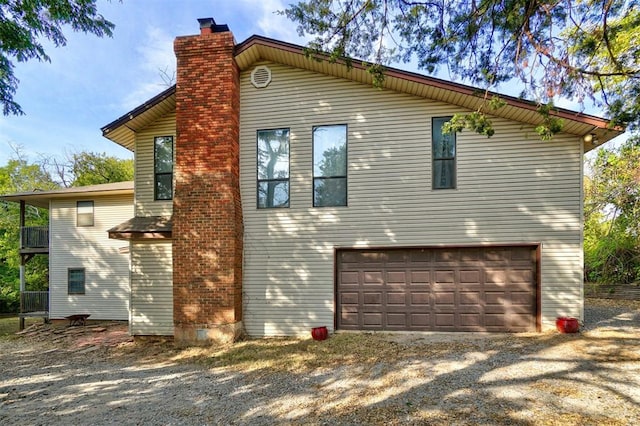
[
  {"left": 340, "top": 306, "right": 359, "bottom": 326},
  {"left": 387, "top": 271, "right": 407, "bottom": 283},
  {"left": 485, "top": 313, "right": 506, "bottom": 326},
  {"left": 364, "top": 271, "right": 384, "bottom": 284},
  {"left": 460, "top": 291, "right": 481, "bottom": 305},
  {"left": 410, "top": 292, "right": 430, "bottom": 305},
  {"left": 435, "top": 249, "right": 459, "bottom": 262},
  {"left": 363, "top": 312, "right": 383, "bottom": 326},
  {"left": 510, "top": 269, "right": 533, "bottom": 283},
  {"left": 460, "top": 313, "right": 481, "bottom": 327},
  {"left": 341, "top": 292, "right": 359, "bottom": 305},
  {"left": 434, "top": 291, "right": 455, "bottom": 305},
  {"left": 337, "top": 246, "right": 537, "bottom": 332},
  {"left": 340, "top": 271, "right": 359, "bottom": 285},
  {"left": 460, "top": 270, "right": 481, "bottom": 283},
  {"left": 459, "top": 248, "right": 481, "bottom": 262},
  {"left": 410, "top": 270, "right": 430, "bottom": 284},
  {"left": 386, "top": 251, "right": 406, "bottom": 264},
  {"left": 409, "top": 250, "right": 431, "bottom": 263},
  {"left": 410, "top": 314, "right": 430, "bottom": 327},
  {"left": 511, "top": 247, "right": 533, "bottom": 261},
  {"left": 485, "top": 269, "right": 508, "bottom": 283},
  {"left": 435, "top": 313, "right": 455, "bottom": 327},
  {"left": 511, "top": 292, "right": 534, "bottom": 305},
  {"left": 363, "top": 292, "right": 382, "bottom": 306},
  {"left": 435, "top": 270, "right": 455, "bottom": 283},
  {"left": 484, "top": 249, "right": 510, "bottom": 262},
  {"left": 386, "top": 313, "right": 407, "bottom": 327},
  {"left": 387, "top": 292, "right": 406, "bottom": 305}
]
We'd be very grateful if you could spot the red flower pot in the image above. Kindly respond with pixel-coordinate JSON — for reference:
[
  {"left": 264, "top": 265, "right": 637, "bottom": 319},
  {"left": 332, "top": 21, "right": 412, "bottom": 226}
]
[
  {"left": 556, "top": 317, "right": 579, "bottom": 333},
  {"left": 311, "top": 326, "right": 328, "bottom": 341}
]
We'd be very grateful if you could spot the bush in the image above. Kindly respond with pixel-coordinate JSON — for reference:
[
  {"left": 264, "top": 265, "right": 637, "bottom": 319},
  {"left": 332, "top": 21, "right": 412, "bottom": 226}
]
[
  {"left": 585, "top": 232, "right": 640, "bottom": 284},
  {"left": 0, "top": 283, "right": 19, "bottom": 314}
]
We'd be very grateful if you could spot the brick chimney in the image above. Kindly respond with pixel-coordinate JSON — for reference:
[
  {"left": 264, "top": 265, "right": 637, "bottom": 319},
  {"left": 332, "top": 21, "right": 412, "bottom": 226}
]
[{"left": 172, "top": 18, "right": 243, "bottom": 344}]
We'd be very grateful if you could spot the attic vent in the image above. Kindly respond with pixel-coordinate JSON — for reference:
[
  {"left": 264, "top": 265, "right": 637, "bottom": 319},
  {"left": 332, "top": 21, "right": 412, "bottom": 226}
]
[{"left": 251, "top": 65, "right": 272, "bottom": 88}]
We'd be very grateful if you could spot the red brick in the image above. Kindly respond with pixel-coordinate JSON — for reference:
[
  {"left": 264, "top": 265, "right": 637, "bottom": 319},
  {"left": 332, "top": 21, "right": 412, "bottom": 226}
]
[{"left": 172, "top": 27, "right": 243, "bottom": 344}]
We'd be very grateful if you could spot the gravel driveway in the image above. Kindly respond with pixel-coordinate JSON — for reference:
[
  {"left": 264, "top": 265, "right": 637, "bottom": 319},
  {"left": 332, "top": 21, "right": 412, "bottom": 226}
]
[{"left": 1, "top": 298, "right": 639, "bottom": 425}]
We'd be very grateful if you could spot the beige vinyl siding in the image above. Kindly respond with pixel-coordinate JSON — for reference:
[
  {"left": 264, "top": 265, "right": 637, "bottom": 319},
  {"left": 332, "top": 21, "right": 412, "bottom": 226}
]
[
  {"left": 135, "top": 112, "right": 175, "bottom": 216},
  {"left": 130, "top": 241, "right": 173, "bottom": 335},
  {"left": 240, "top": 62, "right": 584, "bottom": 336},
  {"left": 49, "top": 195, "right": 133, "bottom": 320}
]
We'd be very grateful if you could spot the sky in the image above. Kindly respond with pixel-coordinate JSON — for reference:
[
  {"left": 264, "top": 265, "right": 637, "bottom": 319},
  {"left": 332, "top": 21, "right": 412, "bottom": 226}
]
[
  {"left": 0, "top": 0, "right": 305, "bottom": 165},
  {"left": 0, "top": 0, "right": 626, "bottom": 166}
]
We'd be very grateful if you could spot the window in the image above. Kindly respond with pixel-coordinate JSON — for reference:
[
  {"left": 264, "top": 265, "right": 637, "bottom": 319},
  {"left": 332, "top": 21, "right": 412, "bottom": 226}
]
[
  {"left": 432, "top": 117, "right": 456, "bottom": 189},
  {"left": 76, "top": 201, "right": 94, "bottom": 227},
  {"left": 154, "top": 136, "right": 173, "bottom": 200},
  {"left": 257, "top": 129, "right": 290, "bottom": 208},
  {"left": 68, "top": 268, "right": 85, "bottom": 295},
  {"left": 313, "top": 125, "right": 347, "bottom": 207}
]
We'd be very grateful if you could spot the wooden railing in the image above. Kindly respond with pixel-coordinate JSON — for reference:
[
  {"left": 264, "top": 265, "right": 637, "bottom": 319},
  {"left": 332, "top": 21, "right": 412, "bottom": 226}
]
[
  {"left": 20, "top": 226, "right": 49, "bottom": 249},
  {"left": 20, "top": 291, "right": 49, "bottom": 314}
]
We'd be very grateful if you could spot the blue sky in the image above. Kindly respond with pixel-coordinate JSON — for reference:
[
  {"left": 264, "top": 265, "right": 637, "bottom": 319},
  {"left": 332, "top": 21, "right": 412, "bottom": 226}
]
[
  {"left": 0, "top": 0, "right": 305, "bottom": 165},
  {"left": 0, "top": 0, "right": 624, "bottom": 166}
]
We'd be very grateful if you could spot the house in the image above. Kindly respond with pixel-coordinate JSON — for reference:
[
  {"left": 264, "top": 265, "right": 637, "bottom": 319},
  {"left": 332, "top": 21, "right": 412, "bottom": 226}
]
[
  {"left": 1, "top": 182, "right": 134, "bottom": 326},
  {"left": 99, "top": 17, "right": 622, "bottom": 344}
]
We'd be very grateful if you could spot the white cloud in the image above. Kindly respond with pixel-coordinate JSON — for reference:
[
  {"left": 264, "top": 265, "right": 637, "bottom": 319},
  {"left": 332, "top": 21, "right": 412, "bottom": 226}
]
[
  {"left": 137, "top": 26, "right": 176, "bottom": 74},
  {"left": 240, "top": 0, "right": 307, "bottom": 42},
  {"left": 120, "top": 25, "right": 176, "bottom": 110}
]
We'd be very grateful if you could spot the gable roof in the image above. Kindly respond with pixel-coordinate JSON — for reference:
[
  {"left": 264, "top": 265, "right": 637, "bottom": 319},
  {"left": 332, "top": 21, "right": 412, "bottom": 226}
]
[
  {"left": 0, "top": 181, "right": 134, "bottom": 209},
  {"left": 102, "top": 35, "right": 623, "bottom": 152}
]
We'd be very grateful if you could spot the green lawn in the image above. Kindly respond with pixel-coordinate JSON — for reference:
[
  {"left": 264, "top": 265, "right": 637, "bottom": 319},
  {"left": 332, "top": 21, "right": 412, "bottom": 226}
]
[{"left": 0, "top": 316, "right": 40, "bottom": 339}]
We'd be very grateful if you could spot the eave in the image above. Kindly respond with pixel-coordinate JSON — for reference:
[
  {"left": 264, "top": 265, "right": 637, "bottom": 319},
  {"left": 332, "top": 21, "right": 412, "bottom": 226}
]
[
  {"left": 235, "top": 35, "right": 623, "bottom": 152},
  {"left": 101, "top": 85, "right": 176, "bottom": 152},
  {"left": 101, "top": 35, "right": 624, "bottom": 153},
  {"left": 0, "top": 181, "right": 134, "bottom": 209}
]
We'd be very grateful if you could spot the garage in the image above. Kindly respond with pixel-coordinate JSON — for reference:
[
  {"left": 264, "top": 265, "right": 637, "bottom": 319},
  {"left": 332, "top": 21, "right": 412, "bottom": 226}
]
[{"left": 336, "top": 246, "right": 538, "bottom": 332}]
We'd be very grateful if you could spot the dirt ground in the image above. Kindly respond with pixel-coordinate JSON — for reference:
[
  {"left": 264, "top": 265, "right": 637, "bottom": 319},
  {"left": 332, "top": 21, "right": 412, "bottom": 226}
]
[{"left": 1, "top": 298, "right": 639, "bottom": 425}]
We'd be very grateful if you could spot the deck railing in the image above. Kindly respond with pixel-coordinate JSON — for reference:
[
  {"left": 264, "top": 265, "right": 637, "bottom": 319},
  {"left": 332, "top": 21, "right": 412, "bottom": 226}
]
[
  {"left": 20, "top": 226, "right": 49, "bottom": 249},
  {"left": 20, "top": 291, "right": 49, "bottom": 314}
]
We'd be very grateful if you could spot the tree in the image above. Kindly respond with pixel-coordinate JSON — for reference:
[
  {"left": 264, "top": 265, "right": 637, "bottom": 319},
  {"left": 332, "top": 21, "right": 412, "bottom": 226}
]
[
  {"left": 283, "top": 0, "right": 639, "bottom": 136},
  {"left": 0, "top": 148, "right": 132, "bottom": 312},
  {"left": 584, "top": 136, "right": 640, "bottom": 283},
  {"left": 40, "top": 151, "right": 134, "bottom": 187},
  {"left": 68, "top": 151, "right": 133, "bottom": 186},
  {"left": 0, "top": 149, "right": 57, "bottom": 312},
  {"left": 0, "top": 0, "right": 115, "bottom": 115}
]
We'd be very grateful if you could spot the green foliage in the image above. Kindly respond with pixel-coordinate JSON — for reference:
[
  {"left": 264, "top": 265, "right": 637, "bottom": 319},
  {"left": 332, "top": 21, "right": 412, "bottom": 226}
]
[
  {"left": 283, "top": 0, "right": 639, "bottom": 133},
  {"left": 0, "top": 149, "right": 132, "bottom": 312},
  {"left": 0, "top": 0, "right": 115, "bottom": 115},
  {"left": 535, "top": 104, "right": 565, "bottom": 141},
  {"left": 70, "top": 152, "right": 133, "bottom": 186},
  {"left": 0, "top": 154, "right": 55, "bottom": 313},
  {"left": 584, "top": 136, "right": 640, "bottom": 284}
]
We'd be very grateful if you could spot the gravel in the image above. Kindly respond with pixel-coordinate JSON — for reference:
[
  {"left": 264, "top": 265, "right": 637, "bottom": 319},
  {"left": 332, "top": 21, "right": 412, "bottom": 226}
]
[{"left": 1, "top": 299, "right": 639, "bottom": 425}]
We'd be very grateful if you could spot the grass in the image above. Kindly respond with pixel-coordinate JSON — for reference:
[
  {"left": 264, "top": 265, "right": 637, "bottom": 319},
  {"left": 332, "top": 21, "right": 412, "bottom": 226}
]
[
  {"left": 0, "top": 315, "right": 41, "bottom": 339},
  {"left": 160, "top": 332, "right": 492, "bottom": 374}
]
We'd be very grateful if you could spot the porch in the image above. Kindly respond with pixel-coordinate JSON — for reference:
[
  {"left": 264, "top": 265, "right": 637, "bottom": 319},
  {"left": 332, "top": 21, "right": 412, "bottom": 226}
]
[
  {"left": 20, "top": 225, "right": 49, "bottom": 254},
  {"left": 19, "top": 291, "right": 49, "bottom": 329}
]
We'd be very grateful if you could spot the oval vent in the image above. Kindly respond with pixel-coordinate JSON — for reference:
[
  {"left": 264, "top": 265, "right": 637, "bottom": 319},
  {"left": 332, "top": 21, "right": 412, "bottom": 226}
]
[{"left": 251, "top": 65, "right": 272, "bottom": 88}]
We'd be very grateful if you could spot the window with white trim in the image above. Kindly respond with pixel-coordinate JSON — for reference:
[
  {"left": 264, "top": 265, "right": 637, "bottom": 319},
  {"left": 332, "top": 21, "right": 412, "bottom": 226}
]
[{"left": 77, "top": 201, "right": 94, "bottom": 227}]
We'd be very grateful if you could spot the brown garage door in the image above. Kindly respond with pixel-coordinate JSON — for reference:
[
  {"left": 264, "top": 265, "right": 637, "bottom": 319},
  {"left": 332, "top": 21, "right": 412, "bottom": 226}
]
[{"left": 337, "top": 246, "right": 537, "bottom": 332}]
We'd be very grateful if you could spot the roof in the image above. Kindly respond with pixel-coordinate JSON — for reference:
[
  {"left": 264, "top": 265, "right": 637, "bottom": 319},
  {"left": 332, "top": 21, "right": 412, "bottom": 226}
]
[
  {"left": 101, "top": 85, "right": 176, "bottom": 151},
  {"left": 107, "top": 215, "right": 172, "bottom": 240},
  {"left": 0, "top": 181, "right": 134, "bottom": 209},
  {"left": 102, "top": 34, "right": 624, "bottom": 152}
]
